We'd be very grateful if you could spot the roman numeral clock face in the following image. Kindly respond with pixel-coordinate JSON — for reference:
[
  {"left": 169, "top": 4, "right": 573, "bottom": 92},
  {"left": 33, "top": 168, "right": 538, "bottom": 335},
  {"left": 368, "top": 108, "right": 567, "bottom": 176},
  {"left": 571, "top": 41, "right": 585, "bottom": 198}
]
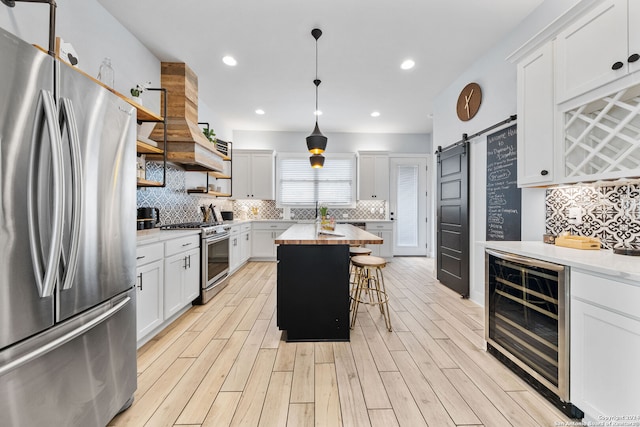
[{"left": 456, "top": 82, "right": 482, "bottom": 121}]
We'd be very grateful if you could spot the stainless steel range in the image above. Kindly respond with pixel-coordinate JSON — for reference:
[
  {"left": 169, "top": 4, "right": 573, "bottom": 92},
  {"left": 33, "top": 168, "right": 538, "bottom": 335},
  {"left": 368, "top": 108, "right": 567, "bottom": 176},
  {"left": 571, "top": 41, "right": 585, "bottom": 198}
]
[{"left": 161, "top": 222, "right": 230, "bottom": 304}]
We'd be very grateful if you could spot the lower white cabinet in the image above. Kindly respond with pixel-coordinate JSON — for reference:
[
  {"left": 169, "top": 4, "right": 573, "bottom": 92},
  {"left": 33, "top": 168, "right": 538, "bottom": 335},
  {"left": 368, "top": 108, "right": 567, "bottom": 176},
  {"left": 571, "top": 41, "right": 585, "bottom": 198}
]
[
  {"left": 570, "top": 270, "right": 640, "bottom": 422},
  {"left": 252, "top": 221, "right": 295, "bottom": 260},
  {"left": 365, "top": 221, "right": 393, "bottom": 258},
  {"left": 164, "top": 246, "right": 200, "bottom": 319},
  {"left": 240, "top": 224, "right": 251, "bottom": 264},
  {"left": 230, "top": 223, "right": 252, "bottom": 272},
  {"left": 135, "top": 242, "right": 164, "bottom": 342},
  {"left": 136, "top": 232, "right": 200, "bottom": 346}
]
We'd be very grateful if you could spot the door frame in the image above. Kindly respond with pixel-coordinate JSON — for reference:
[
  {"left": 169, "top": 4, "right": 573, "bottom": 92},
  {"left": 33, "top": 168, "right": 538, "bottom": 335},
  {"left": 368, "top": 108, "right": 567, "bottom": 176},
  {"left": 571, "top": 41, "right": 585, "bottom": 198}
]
[{"left": 389, "top": 155, "right": 429, "bottom": 256}]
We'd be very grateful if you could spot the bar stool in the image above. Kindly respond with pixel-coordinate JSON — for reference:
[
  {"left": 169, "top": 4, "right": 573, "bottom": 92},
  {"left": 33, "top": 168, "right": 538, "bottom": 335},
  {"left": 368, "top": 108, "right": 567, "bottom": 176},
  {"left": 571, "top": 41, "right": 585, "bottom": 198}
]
[
  {"left": 350, "top": 255, "right": 392, "bottom": 331},
  {"left": 349, "top": 246, "right": 372, "bottom": 299}
]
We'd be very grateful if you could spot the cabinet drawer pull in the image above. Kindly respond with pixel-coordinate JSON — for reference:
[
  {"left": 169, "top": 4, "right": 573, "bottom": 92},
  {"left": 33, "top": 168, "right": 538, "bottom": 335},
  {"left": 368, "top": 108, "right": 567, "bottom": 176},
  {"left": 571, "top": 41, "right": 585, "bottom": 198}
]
[
  {"left": 540, "top": 169, "right": 549, "bottom": 176},
  {"left": 182, "top": 242, "right": 192, "bottom": 247},
  {"left": 136, "top": 255, "right": 145, "bottom": 260},
  {"left": 611, "top": 61, "right": 624, "bottom": 70},
  {"left": 629, "top": 53, "right": 640, "bottom": 63}
]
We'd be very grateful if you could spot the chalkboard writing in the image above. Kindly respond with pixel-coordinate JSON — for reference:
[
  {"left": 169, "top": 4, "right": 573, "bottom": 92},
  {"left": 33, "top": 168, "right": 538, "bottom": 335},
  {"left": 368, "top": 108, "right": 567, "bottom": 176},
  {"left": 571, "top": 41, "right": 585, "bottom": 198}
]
[{"left": 486, "top": 124, "right": 521, "bottom": 241}]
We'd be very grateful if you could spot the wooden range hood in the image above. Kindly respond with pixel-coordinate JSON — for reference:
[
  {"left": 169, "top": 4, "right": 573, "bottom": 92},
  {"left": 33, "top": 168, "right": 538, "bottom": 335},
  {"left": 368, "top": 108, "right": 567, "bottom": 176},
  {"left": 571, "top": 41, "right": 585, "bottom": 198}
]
[{"left": 150, "top": 62, "right": 225, "bottom": 172}]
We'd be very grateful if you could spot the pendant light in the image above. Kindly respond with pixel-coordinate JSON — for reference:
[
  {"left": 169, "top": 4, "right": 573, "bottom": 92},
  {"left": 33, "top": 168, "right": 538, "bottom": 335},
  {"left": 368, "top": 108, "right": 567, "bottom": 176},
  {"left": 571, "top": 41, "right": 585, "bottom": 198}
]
[
  {"left": 307, "top": 28, "right": 327, "bottom": 167},
  {"left": 310, "top": 154, "right": 325, "bottom": 168}
]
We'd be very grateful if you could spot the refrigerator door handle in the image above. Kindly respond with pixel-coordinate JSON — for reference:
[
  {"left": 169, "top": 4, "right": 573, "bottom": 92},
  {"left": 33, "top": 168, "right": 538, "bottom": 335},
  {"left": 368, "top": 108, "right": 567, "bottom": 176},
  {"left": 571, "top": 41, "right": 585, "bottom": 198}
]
[
  {"left": 0, "top": 296, "right": 131, "bottom": 377},
  {"left": 27, "top": 89, "right": 65, "bottom": 299},
  {"left": 58, "top": 98, "right": 83, "bottom": 290}
]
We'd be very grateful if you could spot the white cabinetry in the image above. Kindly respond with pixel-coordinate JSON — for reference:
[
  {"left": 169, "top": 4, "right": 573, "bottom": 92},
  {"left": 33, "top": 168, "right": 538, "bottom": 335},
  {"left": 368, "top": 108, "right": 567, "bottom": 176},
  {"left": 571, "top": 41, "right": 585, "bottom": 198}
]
[
  {"left": 555, "top": 0, "right": 640, "bottom": 103},
  {"left": 252, "top": 221, "right": 295, "bottom": 260},
  {"left": 517, "top": 42, "right": 556, "bottom": 187},
  {"left": 135, "top": 242, "right": 164, "bottom": 342},
  {"left": 570, "top": 270, "right": 640, "bottom": 422},
  {"left": 358, "top": 152, "right": 389, "bottom": 200},
  {"left": 231, "top": 150, "right": 275, "bottom": 200},
  {"left": 229, "top": 223, "right": 252, "bottom": 272},
  {"left": 240, "top": 223, "right": 251, "bottom": 265},
  {"left": 163, "top": 235, "right": 200, "bottom": 319},
  {"left": 365, "top": 221, "right": 393, "bottom": 258}
]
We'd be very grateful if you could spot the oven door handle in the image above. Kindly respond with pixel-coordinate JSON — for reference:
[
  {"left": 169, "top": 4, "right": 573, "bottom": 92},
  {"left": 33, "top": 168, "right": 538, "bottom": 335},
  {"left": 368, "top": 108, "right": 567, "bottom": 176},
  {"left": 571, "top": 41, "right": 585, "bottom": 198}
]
[
  {"left": 204, "top": 233, "right": 230, "bottom": 244},
  {"left": 485, "top": 249, "right": 565, "bottom": 272}
]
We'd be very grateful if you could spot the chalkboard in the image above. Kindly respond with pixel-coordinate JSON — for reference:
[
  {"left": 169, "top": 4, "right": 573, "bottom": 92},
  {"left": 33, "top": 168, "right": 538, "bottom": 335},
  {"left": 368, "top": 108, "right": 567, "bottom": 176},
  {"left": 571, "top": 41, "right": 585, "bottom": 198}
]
[{"left": 486, "top": 124, "right": 521, "bottom": 241}]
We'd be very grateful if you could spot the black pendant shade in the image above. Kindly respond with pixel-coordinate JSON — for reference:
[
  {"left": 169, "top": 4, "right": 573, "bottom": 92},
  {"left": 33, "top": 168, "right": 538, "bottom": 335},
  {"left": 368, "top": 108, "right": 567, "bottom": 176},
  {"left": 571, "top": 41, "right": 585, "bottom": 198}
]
[
  {"left": 310, "top": 154, "right": 325, "bottom": 168},
  {"left": 1, "top": 0, "right": 16, "bottom": 7},
  {"left": 306, "top": 122, "right": 327, "bottom": 155},
  {"left": 307, "top": 28, "right": 326, "bottom": 166}
]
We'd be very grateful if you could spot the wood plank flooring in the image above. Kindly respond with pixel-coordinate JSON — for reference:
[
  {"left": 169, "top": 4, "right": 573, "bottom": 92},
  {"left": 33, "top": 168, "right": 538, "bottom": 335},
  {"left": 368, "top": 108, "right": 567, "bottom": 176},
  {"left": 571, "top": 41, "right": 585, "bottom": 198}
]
[{"left": 109, "top": 257, "right": 573, "bottom": 426}]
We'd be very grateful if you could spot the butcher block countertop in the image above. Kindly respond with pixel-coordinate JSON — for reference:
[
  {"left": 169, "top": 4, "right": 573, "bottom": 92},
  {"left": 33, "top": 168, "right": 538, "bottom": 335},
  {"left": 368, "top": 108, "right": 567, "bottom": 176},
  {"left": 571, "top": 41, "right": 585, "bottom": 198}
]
[{"left": 275, "top": 223, "right": 382, "bottom": 245}]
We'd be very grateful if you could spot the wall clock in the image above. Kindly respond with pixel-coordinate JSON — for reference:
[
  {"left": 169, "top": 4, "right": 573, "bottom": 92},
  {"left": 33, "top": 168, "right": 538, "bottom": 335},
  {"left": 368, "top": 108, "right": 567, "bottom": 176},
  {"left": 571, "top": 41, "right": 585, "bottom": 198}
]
[{"left": 456, "top": 82, "right": 482, "bottom": 121}]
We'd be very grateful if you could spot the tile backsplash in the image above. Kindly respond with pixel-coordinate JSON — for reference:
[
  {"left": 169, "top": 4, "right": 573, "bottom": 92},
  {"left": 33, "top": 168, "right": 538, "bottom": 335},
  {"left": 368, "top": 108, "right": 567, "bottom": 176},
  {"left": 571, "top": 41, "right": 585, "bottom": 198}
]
[
  {"left": 545, "top": 181, "right": 640, "bottom": 249},
  {"left": 137, "top": 161, "right": 386, "bottom": 224}
]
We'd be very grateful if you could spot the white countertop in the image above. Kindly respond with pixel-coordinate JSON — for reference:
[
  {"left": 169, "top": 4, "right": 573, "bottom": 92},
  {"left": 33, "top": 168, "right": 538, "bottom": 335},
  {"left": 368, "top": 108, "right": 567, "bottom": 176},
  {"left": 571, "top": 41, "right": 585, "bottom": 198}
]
[
  {"left": 137, "top": 228, "right": 201, "bottom": 244},
  {"left": 482, "top": 241, "right": 640, "bottom": 285}
]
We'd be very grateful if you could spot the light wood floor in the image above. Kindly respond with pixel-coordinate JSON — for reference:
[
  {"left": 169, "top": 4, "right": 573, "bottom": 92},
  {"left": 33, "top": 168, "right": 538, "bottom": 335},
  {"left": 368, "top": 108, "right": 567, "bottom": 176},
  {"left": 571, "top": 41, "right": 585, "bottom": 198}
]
[{"left": 109, "top": 257, "right": 573, "bottom": 427}]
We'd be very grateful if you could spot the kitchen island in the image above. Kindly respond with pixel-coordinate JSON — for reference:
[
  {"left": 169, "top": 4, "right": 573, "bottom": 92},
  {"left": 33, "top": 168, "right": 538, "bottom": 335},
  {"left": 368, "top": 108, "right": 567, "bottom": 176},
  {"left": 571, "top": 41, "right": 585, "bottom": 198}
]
[{"left": 275, "top": 223, "right": 382, "bottom": 341}]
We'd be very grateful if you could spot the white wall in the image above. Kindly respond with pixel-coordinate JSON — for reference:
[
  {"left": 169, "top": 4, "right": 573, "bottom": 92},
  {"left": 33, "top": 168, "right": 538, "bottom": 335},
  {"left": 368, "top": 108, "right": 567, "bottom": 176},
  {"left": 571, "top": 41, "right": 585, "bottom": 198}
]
[
  {"left": 431, "top": 0, "right": 580, "bottom": 305},
  {"left": 233, "top": 130, "right": 431, "bottom": 154},
  {"left": 0, "top": 0, "right": 234, "bottom": 141}
]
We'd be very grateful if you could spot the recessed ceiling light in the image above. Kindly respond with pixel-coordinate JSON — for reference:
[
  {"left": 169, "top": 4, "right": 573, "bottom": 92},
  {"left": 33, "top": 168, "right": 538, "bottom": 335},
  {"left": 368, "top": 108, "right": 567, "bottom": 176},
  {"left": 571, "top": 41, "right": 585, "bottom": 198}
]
[
  {"left": 400, "top": 59, "right": 415, "bottom": 70},
  {"left": 314, "top": 110, "right": 323, "bottom": 116},
  {"left": 222, "top": 56, "right": 237, "bottom": 66},
  {"left": 371, "top": 111, "right": 380, "bottom": 117},
  {"left": 255, "top": 109, "right": 265, "bottom": 115}
]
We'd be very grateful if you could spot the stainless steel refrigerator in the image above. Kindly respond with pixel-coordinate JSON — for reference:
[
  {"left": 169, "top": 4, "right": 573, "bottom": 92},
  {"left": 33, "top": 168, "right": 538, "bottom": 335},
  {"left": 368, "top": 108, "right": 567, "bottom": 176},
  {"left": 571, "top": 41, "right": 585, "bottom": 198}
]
[{"left": 0, "top": 27, "right": 137, "bottom": 426}]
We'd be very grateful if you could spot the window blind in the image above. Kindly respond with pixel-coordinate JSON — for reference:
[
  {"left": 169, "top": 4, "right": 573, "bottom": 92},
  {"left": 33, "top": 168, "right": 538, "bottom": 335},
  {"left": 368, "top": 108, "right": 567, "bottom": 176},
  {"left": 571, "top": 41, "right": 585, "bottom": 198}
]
[{"left": 278, "top": 154, "right": 355, "bottom": 206}]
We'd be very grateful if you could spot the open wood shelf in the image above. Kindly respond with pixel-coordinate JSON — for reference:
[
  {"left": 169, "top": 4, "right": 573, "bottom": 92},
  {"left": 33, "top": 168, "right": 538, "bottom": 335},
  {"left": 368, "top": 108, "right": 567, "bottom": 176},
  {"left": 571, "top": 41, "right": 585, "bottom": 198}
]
[
  {"left": 186, "top": 188, "right": 231, "bottom": 197},
  {"left": 137, "top": 178, "right": 163, "bottom": 187},
  {"left": 209, "top": 171, "right": 231, "bottom": 179},
  {"left": 136, "top": 140, "right": 164, "bottom": 154}
]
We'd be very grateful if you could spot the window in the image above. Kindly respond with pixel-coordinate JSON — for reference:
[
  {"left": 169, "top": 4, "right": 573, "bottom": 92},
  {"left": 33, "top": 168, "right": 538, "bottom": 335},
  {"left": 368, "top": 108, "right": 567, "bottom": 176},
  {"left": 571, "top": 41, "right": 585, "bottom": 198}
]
[{"left": 277, "top": 153, "right": 356, "bottom": 206}]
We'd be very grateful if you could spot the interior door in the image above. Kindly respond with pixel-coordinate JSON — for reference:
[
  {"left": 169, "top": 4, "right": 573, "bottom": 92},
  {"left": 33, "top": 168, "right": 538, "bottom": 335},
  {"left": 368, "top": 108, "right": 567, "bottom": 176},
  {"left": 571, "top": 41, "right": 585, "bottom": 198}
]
[
  {"left": 436, "top": 143, "right": 469, "bottom": 297},
  {"left": 389, "top": 157, "right": 428, "bottom": 256}
]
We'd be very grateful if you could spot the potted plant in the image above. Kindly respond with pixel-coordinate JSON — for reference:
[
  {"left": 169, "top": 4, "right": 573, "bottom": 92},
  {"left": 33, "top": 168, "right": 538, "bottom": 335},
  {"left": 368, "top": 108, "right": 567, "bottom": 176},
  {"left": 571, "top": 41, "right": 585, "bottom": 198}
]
[
  {"left": 202, "top": 127, "right": 217, "bottom": 144},
  {"left": 130, "top": 81, "right": 151, "bottom": 105},
  {"left": 319, "top": 205, "right": 328, "bottom": 219}
]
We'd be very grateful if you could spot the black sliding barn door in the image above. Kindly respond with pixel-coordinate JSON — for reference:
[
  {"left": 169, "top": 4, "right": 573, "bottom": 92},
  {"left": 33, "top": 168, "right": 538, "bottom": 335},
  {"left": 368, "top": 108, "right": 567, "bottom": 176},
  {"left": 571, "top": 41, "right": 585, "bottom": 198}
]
[{"left": 436, "top": 143, "right": 469, "bottom": 297}]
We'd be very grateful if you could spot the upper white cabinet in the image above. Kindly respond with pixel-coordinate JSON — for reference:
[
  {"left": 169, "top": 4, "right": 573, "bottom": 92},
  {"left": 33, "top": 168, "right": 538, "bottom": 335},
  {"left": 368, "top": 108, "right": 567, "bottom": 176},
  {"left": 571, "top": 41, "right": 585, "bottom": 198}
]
[
  {"left": 512, "top": 0, "right": 640, "bottom": 186},
  {"left": 232, "top": 150, "right": 275, "bottom": 200},
  {"left": 517, "top": 42, "right": 556, "bottom": 187},
  {"left": 358, "top": 152, "right": 389, "bottom": 200},
  {"left": 555, "top": 0, "right": 639, "bottom": 103}
]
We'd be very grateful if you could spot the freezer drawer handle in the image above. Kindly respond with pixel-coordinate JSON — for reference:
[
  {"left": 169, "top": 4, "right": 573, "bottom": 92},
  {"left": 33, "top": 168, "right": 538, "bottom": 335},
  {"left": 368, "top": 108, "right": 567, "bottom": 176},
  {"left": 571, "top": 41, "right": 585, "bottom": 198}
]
[
  {"left": 0, "top": 296, "right": 131, "bottom": 377},
  {"left": 27, "top": 89, "right": 64, "bottom": 299}
]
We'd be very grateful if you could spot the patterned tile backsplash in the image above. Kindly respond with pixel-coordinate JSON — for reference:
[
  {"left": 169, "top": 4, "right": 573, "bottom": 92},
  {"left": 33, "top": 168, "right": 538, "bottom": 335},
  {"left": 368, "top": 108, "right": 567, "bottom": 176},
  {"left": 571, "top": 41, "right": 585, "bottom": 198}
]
[
  {"left": 545, "top": 181, "right": 640, "bottom": 249},
  {"left": 137, "top": 161, "right": 386, "bottom": 224}
]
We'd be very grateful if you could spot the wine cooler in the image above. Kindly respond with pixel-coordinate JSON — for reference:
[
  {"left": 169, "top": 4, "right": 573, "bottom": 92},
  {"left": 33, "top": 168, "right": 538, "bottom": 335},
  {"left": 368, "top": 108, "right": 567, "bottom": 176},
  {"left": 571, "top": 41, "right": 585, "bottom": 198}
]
[{"left": 485, "top": 249, "right": 583, "bottom": 419}]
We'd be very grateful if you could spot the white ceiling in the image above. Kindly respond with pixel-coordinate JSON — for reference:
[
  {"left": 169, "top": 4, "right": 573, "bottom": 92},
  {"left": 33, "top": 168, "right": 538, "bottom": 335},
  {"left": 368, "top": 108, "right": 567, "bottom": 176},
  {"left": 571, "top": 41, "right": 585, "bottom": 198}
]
[{"left": 98, "top": 0, "right": 544, "bottom": 135}]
